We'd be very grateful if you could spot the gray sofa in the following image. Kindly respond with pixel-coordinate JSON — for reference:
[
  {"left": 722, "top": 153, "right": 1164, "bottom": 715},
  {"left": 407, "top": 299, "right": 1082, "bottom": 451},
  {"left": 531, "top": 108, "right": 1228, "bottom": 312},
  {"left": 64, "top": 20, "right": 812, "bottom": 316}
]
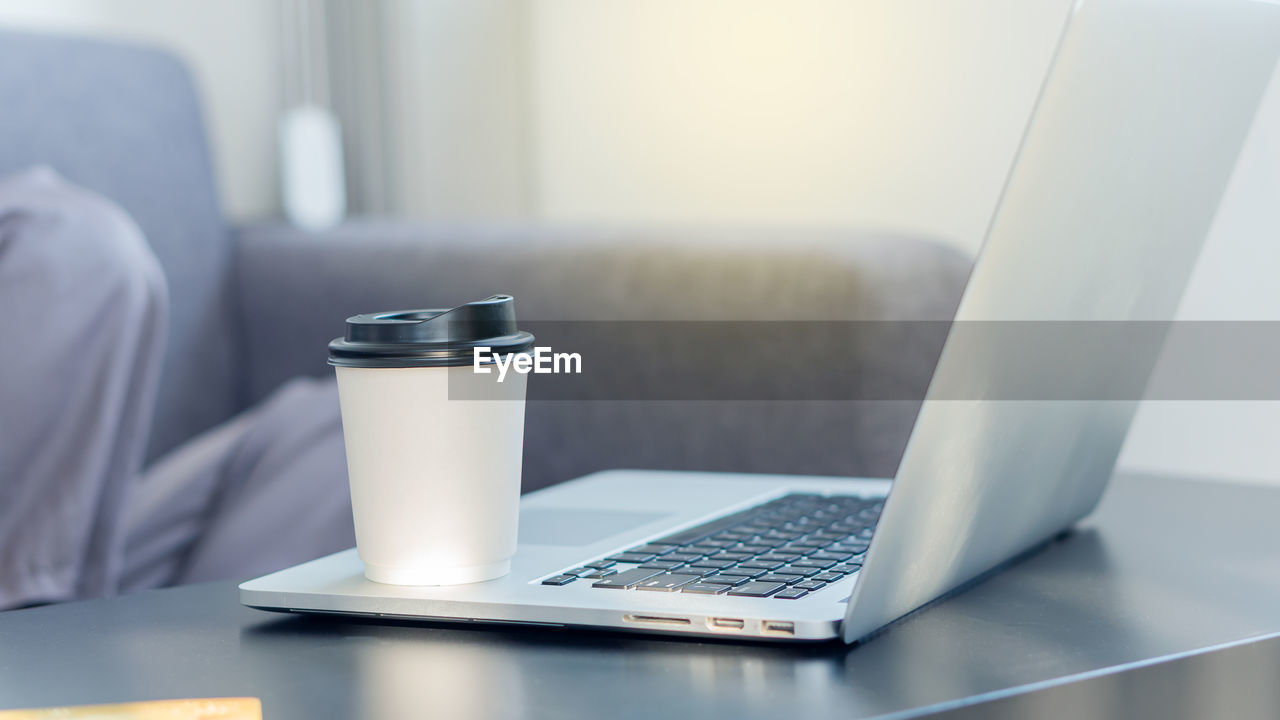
[{"left": 0, "top": 30, "right": 971, "bottom": 493}]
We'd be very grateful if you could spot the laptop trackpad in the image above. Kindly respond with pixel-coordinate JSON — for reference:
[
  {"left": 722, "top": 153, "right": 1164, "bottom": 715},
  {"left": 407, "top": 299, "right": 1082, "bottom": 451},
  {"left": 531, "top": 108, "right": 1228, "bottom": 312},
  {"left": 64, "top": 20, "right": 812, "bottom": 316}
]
[{"left": 519, "top": 508, "right": 670, "bottom": 546}]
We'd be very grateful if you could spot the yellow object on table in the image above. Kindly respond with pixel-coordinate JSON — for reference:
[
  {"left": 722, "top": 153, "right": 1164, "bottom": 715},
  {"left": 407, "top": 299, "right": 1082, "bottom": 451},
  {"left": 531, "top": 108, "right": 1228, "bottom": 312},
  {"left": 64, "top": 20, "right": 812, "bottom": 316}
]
[{"left": 0, "top": 698, "right": 261, "bottom": 719}]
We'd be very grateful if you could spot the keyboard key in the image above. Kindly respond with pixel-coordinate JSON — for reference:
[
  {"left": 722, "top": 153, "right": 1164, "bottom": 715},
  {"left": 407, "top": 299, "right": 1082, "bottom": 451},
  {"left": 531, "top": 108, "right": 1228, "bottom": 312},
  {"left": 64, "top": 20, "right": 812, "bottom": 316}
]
[
  {"left": 542, "top": 575, "right": 577, "bottom": 586},
  {"left": 570, "top": 567, "right": 618, "bottom": 579},
  {"left": 774, "top": 588, "right": 810, "bottom": 599},
  {"left": 634, "top": 574, "right": 702, "bottom": 592},
  {"left": 756, "top": 552, "right": 804, "bottom": 563},
  {"left": 788, "top": 517, "right": 825, "bottom": 527},
  {"left": 757, "top": 573, "right": 805, "bottom": 585},
  {"left": 639, "top": 560, "right": 685, "bottom": 571},
  {"left": 791, "top": 558, "right": 837, "bottom": 570},
  {"left": 591, "top": 568, "right": 664, "bottom": 589},
  {"left": 662, "top": 552, "right": 702, "bottom": 563},
  {"left": 834, "top": 563, "right": 863, "bottom": 574},
  {"left": 736, "top": 544, "right": 772, "bottom": 554},
  {"left": 809, "top": 552, "right": 854, "bottom": 562},
  {"left": 583, "top": 559, "right": 616, "bottom": 570},
  {"left": 702, "top": 573, "right": 750, "bottom": 586},
  {"left": 727, "top": 581, "right": 787, "bottom": 598},
  {"left": 716, "top": 567, "right": 767, "bottom": 579},
  {"left": 683, "top": 545, "right": 722, "bottom": 556},
  {"left": 780, "top": 565, "right": 822, "bottom": 577},
  {"left": 777, "top": 541, "right": 820, "bottom": 553},
  {"left": 681, "top": 582, "right": 730, "bottom": 594},
  {"left": 794, "top": 580, "right": 827, "bottom": 591},
  {"left": 811, "top": 572, "right": 844, "bottom": 583},
  {"left": 605, "top": 552, "right": 657, "bottom": 564},
  {"left": 689, "top": 559, "right": 737, "bottom": 570},
  {"left": 739, "top": 559, "right": 786, "bottom": 570},
  {"left": 828, "top": 521, "right": 860, "bottom": 531},
  {"left": 711, "top": 551, "right": 751, "bottom": 561}
]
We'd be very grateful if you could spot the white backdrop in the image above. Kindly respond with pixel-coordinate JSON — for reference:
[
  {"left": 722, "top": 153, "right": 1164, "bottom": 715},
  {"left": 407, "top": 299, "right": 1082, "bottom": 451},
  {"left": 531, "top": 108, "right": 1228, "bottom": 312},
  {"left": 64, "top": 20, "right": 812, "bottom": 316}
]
[{"left": 528, "top": 0, "right": 1072, "bottom": 254}]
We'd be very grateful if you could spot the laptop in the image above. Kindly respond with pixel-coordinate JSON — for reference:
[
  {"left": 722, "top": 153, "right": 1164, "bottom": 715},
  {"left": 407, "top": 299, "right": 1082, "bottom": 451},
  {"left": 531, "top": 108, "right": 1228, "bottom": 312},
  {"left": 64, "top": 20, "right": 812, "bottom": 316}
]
[{"left": 241, "top": 0, "right": 1280, "bottom": 643}]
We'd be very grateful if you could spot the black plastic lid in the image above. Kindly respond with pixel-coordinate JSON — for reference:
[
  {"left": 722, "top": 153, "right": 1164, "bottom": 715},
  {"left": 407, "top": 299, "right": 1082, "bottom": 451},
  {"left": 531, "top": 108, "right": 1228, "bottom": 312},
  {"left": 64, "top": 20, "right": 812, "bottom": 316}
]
[{"left": 328, "top": 295, "right": 535, "bottom": 368}]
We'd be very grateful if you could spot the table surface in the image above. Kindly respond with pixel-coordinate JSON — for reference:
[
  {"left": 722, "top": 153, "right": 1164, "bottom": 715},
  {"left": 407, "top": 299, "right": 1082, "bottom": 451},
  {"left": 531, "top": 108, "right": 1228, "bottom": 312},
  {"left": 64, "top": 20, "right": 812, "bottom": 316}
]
[{"left": 2, "top": 472, "right": 1279, "bottom": 720}]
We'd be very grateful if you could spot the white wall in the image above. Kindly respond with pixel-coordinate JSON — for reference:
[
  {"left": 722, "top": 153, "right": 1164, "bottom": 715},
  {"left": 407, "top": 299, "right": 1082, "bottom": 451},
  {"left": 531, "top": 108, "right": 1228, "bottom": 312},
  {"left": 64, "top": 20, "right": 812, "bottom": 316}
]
[
  {"left": 0, "top": 0, "right": 283, "bottom": 219},
  {"left": 381, "top": 0, "right": 532, "bottom": 222},
  {"left": 528, "top": 0, "right": 1074, "bottom": 253}
]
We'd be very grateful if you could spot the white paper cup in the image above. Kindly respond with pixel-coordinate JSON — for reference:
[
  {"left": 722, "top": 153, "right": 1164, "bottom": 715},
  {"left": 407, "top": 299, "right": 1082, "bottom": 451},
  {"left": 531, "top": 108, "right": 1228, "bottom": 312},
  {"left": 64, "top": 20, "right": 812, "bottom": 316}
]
[
  {"left": 328, "top": 296, "right": 533, "bottom": 586},
  {"left": 335, "top": 365, "right": 526, "bottom": 585}
]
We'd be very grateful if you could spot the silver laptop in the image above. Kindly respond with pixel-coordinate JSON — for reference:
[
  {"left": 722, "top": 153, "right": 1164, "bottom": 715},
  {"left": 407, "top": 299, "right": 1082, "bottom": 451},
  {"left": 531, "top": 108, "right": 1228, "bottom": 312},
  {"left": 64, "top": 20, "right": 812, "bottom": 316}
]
[{"left": 241, "top": 0, "right": 1280, "bottom": 643}]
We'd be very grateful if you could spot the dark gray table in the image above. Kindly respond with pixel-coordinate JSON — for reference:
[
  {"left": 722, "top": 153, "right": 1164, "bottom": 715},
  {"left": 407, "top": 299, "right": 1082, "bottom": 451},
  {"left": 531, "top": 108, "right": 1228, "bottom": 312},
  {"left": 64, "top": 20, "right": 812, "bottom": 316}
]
[{"left": 2, "top": 472, "right": 1279, "bottom": 719}]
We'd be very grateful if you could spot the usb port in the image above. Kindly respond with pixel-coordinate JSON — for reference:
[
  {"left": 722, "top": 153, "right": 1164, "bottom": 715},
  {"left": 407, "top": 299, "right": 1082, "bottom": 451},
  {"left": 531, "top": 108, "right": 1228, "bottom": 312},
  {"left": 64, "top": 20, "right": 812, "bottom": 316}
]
[
  {"left": 707, "top": 617, "right": 745, "bottom": 631},
  {"left": 762, "top": 620, "right": 795, "bottom": 636}
]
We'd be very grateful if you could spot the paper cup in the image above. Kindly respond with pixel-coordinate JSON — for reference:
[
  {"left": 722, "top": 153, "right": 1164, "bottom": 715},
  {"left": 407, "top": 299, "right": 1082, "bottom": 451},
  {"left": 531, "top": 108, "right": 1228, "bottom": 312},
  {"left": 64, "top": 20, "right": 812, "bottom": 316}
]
[{"left": 328, "top": 296, "right": 534, "bottom": 585}]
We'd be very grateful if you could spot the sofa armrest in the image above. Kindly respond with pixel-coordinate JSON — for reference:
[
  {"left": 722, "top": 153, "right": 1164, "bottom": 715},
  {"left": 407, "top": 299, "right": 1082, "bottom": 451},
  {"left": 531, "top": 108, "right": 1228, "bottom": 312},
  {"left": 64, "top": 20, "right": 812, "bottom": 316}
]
[{"left": 233, "top": 218, "right": 972, "bottom": 490}]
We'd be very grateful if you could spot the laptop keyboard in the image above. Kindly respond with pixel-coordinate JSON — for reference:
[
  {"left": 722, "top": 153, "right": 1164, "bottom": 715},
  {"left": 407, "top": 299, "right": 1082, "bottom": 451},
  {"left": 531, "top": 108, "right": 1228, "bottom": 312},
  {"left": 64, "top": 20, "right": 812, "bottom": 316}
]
[{"left": 540, "top": 493, "right": 881, "bottom": 600}]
